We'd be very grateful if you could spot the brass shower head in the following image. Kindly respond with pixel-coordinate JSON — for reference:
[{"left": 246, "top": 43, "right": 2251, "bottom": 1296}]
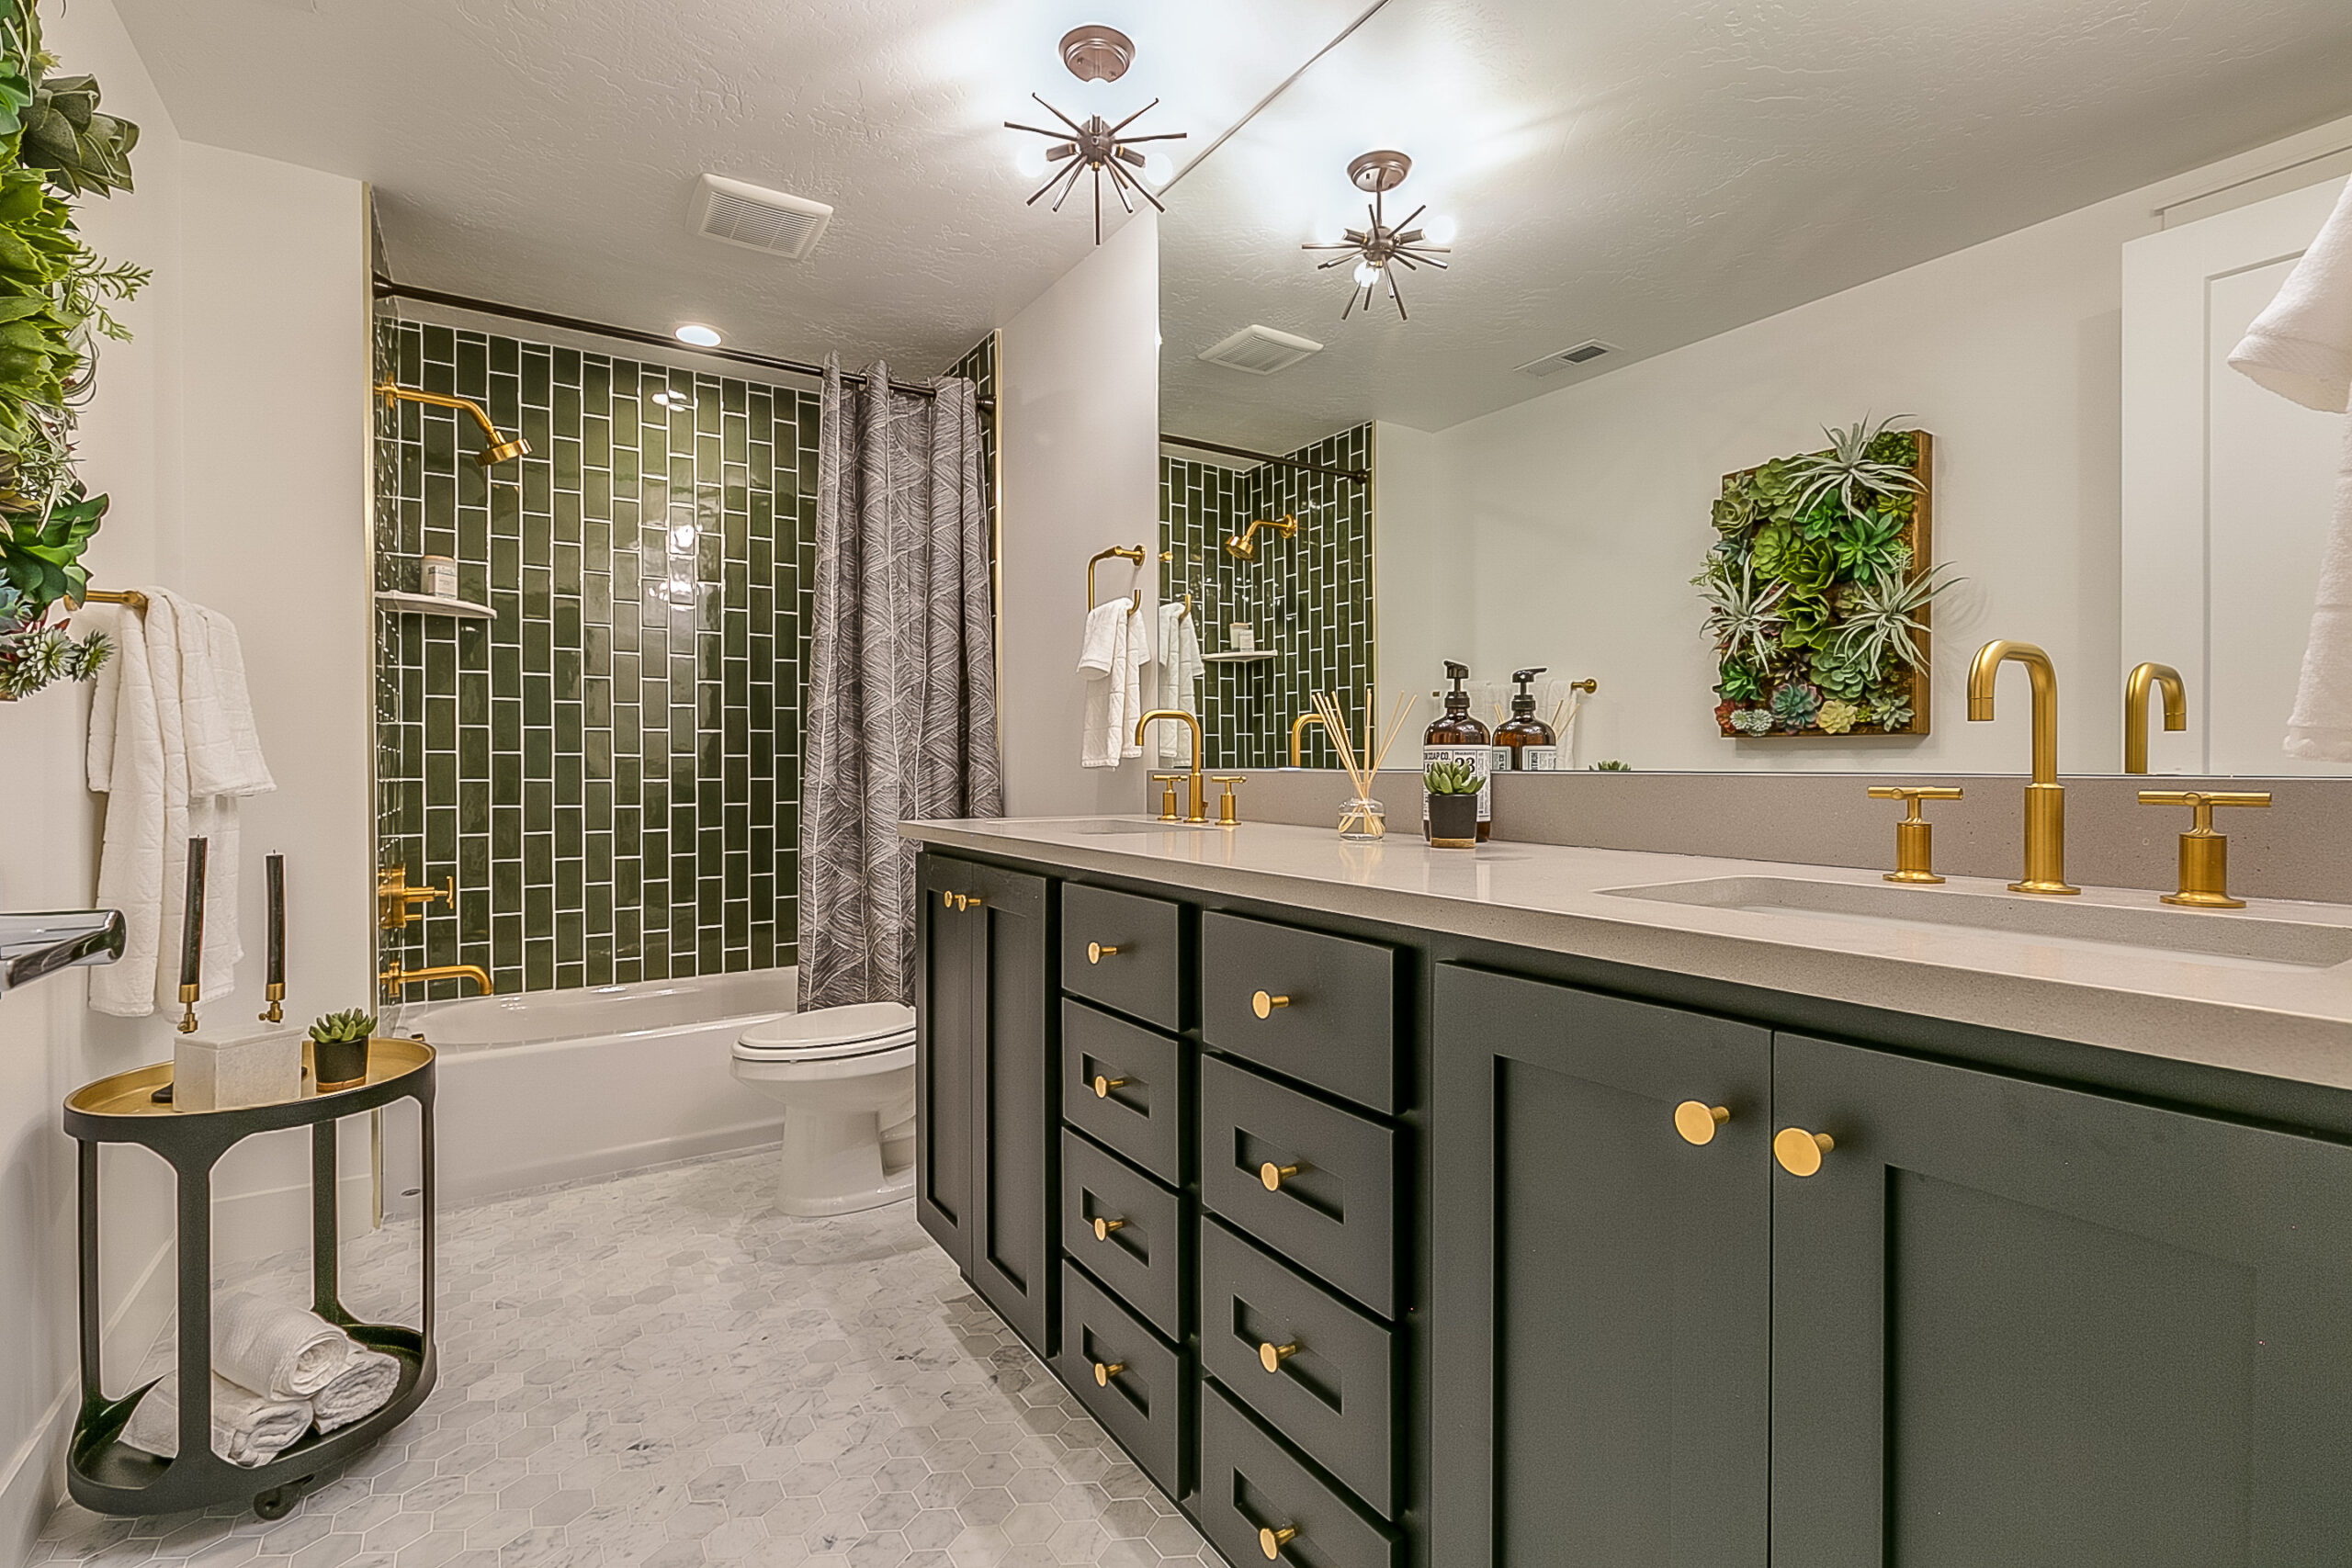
[
  {"left": 376, "top": 379, "right": 531, "bottom": 467},
  {"left": 1224, "top": 514, "right": 1298, "bottom": 560}
]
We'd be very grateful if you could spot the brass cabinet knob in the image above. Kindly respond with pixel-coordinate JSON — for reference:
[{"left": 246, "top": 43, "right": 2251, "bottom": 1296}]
[
  {"left": 1091, "top": 1359, "right": 1125, "bottom": 1387},
  {"left": 1867, "top": 784, "right": 1965, "bottom": 885},
  {"left": 1674, "top": 1101, "right": 1730, "bottom": 1146},
  {"left": 1251, "top": 990, "right": 1291, "bottom": 1019},
  {"left": 1258, "top": 1340, "right": 1299, "bottom": 1373},
  {"left": 1774, "top": 1126, "right": 1836, "bottom": 1178},
  {"left": 941, "top": 889, "right": 955, "bottom": 909},
  {"left": 1259, "top": 1524, "right": 1298, "bottom": 1560},
  {"left": 2138, "top": 789, "right": 2272, "bottom": 909},
  {"left": 1088, "top": 942, "right": 1121, "bottom": 964},
  {"left": 1091, "top": 1216, "right": 1125, "bottom": 1241},
  {"left": 1260, "top": 1161, "right": 1302, "bottom": 1191},
  {"left": 1091, "top": 1075, "right": 1128, "bottom": 1099}
]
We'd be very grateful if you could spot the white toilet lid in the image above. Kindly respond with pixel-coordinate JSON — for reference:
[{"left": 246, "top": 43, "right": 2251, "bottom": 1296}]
[{"left": 735, "top": 1001, "right": 916, "bottom": 1061}]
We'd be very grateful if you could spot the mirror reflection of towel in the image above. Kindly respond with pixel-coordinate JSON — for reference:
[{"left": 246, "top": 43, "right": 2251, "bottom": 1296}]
[
  {"left": 1153, "top": 602, "right": 1204, "bottom": 766},
  {"left": 2230, "top": 178, "right": 2352, "bottom": 760}
]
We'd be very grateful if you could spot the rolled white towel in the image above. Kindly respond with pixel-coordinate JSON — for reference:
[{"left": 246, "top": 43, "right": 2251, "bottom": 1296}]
[
  {"left": 312, "top": 1348, "right": 402, "bottom": 1433},
  {"left": 124, "top": 1372, "right": 312, "bottom": 1467},
  {"left": 211, "top": 1289, "right": 351, "bottom": 1397}
]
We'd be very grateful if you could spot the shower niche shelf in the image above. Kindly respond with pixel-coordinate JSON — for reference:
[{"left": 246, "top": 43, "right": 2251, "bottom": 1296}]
[
  {"left": 375, "top": 591, "right": 493, "bottom": 621},
  {"left": 1202, "top": 649, "right": 1277, "bottom": 665}
]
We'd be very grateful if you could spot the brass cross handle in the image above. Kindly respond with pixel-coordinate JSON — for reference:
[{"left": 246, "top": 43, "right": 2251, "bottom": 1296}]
[
  {"left": 1867, "top": 784, "right": 1964, "bottom": 885},
  {"left": 2138, "top": 790, "right": 2270, "bottom": 909}
]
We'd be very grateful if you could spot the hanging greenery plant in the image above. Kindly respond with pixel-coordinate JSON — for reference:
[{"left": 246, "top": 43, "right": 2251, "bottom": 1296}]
[
  {"left": 1700, "top": 417, "right": 1952, "bottom": 738},
  {"left": 0, "top": 0, "right": 142, "bottom": 701}
]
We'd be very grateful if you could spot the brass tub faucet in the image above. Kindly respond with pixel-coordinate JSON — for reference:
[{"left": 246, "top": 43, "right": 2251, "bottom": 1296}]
[
  {"left": 1967, "top": 639, "right": 2078, "bottom": 895},
  {"left": 2123, "top": 661, "right": 2187, "bottom": 773},
  {"left": 380, "top": 960, "right": 492, "bottom": 999}
]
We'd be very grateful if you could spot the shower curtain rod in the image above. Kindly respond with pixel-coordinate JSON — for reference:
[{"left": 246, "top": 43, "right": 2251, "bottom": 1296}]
[
  {"left": 1158, "top": 434, "right": 1368, "bottom": 486},
  {"left": 370, "top": 276, "right": 995, "bottom": 411}
]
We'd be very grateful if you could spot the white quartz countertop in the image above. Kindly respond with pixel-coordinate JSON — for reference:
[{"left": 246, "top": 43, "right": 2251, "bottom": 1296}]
[{"left": 899, "top": 815, "right": 2352, "bottom": 1095}]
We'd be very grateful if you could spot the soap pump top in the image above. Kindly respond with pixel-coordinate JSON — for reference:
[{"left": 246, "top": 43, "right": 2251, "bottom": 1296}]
[
  {"left": 1429, "top": 661, "right": 1488, "bottom": 743},
  {"left": 1509, "top": 668, "right": 1546, "bottom": 717}
]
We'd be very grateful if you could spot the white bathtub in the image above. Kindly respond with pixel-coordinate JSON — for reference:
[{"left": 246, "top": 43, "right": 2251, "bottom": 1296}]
[{"left": 396, "top": 969, "right": 797, "bottom": 1204}]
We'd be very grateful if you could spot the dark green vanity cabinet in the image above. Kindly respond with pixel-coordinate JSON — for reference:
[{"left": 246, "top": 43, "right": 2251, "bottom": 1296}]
[{"left": 915, "top": 857, "right": 1054, "bottom": 1355}]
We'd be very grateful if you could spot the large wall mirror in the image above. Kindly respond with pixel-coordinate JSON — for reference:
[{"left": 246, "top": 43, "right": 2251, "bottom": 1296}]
[{"left": 1156, "top": 0, "right": 2352, "bottom": 777}]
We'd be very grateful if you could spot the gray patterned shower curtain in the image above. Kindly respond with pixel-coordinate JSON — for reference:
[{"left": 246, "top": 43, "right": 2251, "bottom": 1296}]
[{"left": 799, "top": 358, "right": 1002, "bottom": 1009}]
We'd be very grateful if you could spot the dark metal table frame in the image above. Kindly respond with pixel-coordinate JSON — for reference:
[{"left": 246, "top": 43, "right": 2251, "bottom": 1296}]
[{"left": 62, "top": 1042, "right": 437, "bottom": 1519}]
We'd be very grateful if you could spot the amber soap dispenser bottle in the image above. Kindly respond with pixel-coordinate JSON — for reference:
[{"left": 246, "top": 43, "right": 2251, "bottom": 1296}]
[
  {"left": 1423, "top": 660, "right": 1493, "bottom": 842},
  {"left": 1497, "top": 667, "right": 1559, "bottom": 772}
]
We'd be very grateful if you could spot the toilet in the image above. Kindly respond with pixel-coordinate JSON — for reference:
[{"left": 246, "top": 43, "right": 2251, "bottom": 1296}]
[{"left": 730, "top": 1001, "right": 918, "bottom": 1216}]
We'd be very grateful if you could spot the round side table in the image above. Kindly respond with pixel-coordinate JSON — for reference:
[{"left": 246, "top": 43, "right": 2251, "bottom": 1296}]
[{"left": 62, "top": 1039, "right": 437, "bottom": 1519}]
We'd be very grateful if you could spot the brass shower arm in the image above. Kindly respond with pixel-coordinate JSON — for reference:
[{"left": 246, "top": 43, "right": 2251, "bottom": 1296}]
[
  {"left": 1224, "top": 514, "right": 1299, "bottom": 559},
  {"left": 376, "top": 379, "right": 531, "bottom": 466}
]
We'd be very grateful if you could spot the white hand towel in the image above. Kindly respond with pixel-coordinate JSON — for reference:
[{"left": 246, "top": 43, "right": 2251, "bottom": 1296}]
[
  {"left": 1118, "top": 603, "right": 1150, "bottom": 761},
  {"left": 311, "top": 1348, "right": 401, "bottom": 1433},
  {"left": 1080, "top": 601, "right": 1128, "bottom": 769},
  {"left": 124, "top": 1372, "right": 313, "bottom": 1467},
  {"left": 2230, "top": 180, "right": 2352, "bottom": 760},
  {"left": 210, "top": 1289, "right": 351, "bottom": 1398}
]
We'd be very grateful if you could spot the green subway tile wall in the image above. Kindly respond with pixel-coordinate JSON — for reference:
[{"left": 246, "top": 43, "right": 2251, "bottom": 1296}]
[
  {"left": 372, "top": 320, "right": 821, "bottom": 998},
  {"left": 1159, "top": 424, "right": 1374, "bottom": 770}
]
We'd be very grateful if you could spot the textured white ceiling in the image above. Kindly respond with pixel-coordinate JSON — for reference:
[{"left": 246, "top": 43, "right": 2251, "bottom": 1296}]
[
  {"left": 1159, "top": 0, "right": 2352, "bottom": 451},
  {"left": 110, "top": 0, "right": 1370, "bottom": 376}
]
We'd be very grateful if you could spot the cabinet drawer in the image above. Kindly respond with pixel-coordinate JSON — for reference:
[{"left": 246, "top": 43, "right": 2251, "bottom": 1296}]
[
  {"left": 1200, "top": 1055, "right": 1401, "bottom": 1318},
  {"left": 1061, "top": 1129, "right": 1185, "bottom": 1340},
  {"left": 1061, "top": 999, "right": 1182, "bottom": 1183},
  {"left": 1201, "top": 1220, "right": 1399, "bottom": 1517},
  {"left": 1056, "top": 1260, "right": 1189, "bottom": 1500},
  {"left": 1198, "top": 1384, "right": 1398, "bottom": 1568},
  {"left": 1201, "top": 913, "right": 1398, "bottom": 1113},
  {"left": 1063, "top": 884, "right": 1183, "bottom": 1030}
]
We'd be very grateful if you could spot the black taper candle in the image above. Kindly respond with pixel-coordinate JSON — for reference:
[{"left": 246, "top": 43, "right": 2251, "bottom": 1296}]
[
  {"left": 265, "top": 853, "right": 285, "bottom": 989},
  {"left": 177, "top": 838, "right": 208, "bottom": 994}
]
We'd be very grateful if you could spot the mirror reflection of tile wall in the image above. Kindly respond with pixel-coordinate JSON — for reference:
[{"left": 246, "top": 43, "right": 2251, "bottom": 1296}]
[
  {"left": 1159, "top": 424, "right": 1374, "bottom": 770},
  {"left": 372, "top": 320, "right": 821, "bottom": 998}
]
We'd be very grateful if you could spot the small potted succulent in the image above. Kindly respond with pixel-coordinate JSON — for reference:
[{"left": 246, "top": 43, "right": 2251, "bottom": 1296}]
[
  {"left": 308, "top": 1009, "right": 377, "bottom": 1089},
  {"left": 1423, "top": 758, "right": 1481, "bottom": 849}
]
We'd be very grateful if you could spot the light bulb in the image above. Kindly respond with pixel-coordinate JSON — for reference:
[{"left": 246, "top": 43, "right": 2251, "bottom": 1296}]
[
  {"left": 1352, "top": 260, "right": 1382, "bottom": 289},
  {"left": 673, "top": 323, "right": 722, "bottom": 348},
  {"left": 1140, "top": 150, "right": 1174, "bottom": 186},
  {"left": 1014, "top": 141, "right": 1048, "bottom": 180}
]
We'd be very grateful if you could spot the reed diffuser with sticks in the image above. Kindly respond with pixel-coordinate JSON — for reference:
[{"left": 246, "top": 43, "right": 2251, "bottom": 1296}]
[{"left": 1314, "top": 687, "right": 1417, "bottom": 840}]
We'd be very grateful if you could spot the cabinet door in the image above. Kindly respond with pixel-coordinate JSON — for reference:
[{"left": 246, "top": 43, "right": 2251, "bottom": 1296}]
[
  {"left": 916, "top": 857, "right": 978, "bottom": 1271},
  {"left": 1431, "top": 965, "right": 1771, "bottom": 1568},
  {"left": 967, "top": 862, "right": 1055, "bottom": 1356},
  {"left": 1773, "top": 1032, "right": 2352, "bottom": 1567}
]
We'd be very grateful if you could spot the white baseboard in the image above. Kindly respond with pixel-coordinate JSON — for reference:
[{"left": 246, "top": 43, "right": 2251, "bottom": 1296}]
[{"left": 0, "top": 1233, "right": 175, "bottom": 1560}]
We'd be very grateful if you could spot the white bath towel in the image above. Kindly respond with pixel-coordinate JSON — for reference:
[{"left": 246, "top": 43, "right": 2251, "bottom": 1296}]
[
  {"left": 210, "top": 1289, "right": 351, "bottom": 1399},
  {"left": 2230, "top": 179, "right": 2352, "bottom": 760},
  {"left": 123, "top": 1371, "right": 312, "bottom": 1467},
  {"left": 1119, "top": 604, "right": 1150, "bottom": 762},
  {"left": 1079, "top": 601, "right": 1149, "bottom": 768},
  {"left": 86, "top": 591, "right": 276, "bottom": 1014},
  {"left": 311, "top": 1348, "right": 402, "bottom": 1434},
  {"left": 1152, "top": 601, "right": 1204, "bottom": 767}
]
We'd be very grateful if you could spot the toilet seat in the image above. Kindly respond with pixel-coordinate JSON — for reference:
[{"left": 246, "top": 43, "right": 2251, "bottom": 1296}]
[{"left": 734, "top": 1001, "right": 915, "bottom": 1062}]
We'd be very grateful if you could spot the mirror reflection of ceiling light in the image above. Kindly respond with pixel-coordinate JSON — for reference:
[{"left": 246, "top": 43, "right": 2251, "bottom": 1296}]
[
  {"left": 1004, "top": 24, "right": 1187, "bottom": 245},
  {"left": 1302, "top": 151, "right": 1452, "bottom": 321},
  {"left": 673, "top": 323, "right": 723, "bottom": 347}
]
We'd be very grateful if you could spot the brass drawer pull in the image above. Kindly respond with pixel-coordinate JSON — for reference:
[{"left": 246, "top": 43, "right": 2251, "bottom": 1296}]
[
  {"left": 1259, "top": 1524, "right": 1298, "bottom": 1560},
  {"left": 1091, "top": 1216, "right": 1126, "bottom": 1241},
  {"left": 1259, "top": 1161, "right": 1304, "bottom": 1191},
  {"left": 1774, "top": 1126, "right": 1836, "bottom": 1178},
  {"left": 1251, "top": 990, "right": 1292, "bottom": 1019},
  {"left": 1674, "top": 1101, "right": 1730, "bottom": 1146},
  {"left": 949, "top": 892, "right": 985, "bottom": 912},
  {"left": 941, "top": 889, "right": 955, "bottom": 909},
  {"left": 1088, "top": 942, "right": 1121, "bottom": 964},
  {"left": 1091, "top": 1075, "right": 1128, "bottom": 1099},
  {"left": 1258, "top": 1340, "right": 1299, "bottom": 1373},
  {"left": 1091, "top": 1359, "right": 1125, "bottom": 1387}
]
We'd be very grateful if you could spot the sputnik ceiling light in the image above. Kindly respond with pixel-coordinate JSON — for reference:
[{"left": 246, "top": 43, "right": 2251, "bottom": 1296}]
[
  {"left": 1303, "top": 151, "right": 1452, "bottom": 321},
  {"left": 1005, "top": 25, "right": 1187, "bottom": 245}
]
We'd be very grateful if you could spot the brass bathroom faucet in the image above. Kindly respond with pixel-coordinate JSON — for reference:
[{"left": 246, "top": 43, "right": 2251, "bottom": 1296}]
[
  {"left": 1967, "top": 639, "right": 2078, "bottom": 895},
  {"left": 1134, "top": 710, "right": 1209, "bottom": 822},
  {"left": 379, "top": 959, "right": 492, "bottom": 999},
  {"left": 2123, "top": 661, "right": 2187, "bottom": 774}
]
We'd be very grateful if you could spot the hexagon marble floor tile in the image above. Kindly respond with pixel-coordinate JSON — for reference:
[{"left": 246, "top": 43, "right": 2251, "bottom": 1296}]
[{"left": 29, "top": 1147, "right": 1231, "bottom": 1568}]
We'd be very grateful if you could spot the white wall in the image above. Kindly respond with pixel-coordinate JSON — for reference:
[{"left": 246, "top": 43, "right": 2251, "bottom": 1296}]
[
  {"left": 997, "top": 212, "right": 1161, "bottom": 816},
  {"left": 1389, "top": 114, "right": 2352, "bottom": 775},
  {"left": 0, "top": 4, "right": 370, "bottom": 1551}
]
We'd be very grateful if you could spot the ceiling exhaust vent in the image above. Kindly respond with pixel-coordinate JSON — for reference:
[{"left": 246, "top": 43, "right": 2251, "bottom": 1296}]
[
  {"left": 690, "top": 174, "right": 833, "bottom": 260},
  {"left": 1517, "top": 339, "right": 1620, "bottom": 378},
  {"left": 1198, "top": 325, "right": 1324, "bottom": 376}
]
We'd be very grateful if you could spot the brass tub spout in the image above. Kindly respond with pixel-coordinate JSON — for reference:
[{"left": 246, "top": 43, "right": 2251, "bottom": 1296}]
[{"left": 380, "top": 960, "right": 492, "bottom": 998}]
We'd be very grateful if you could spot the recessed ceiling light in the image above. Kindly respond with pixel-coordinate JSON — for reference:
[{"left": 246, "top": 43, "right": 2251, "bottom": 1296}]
[{"left": 674, "top": 323, "right": 723, "bottom": 347}]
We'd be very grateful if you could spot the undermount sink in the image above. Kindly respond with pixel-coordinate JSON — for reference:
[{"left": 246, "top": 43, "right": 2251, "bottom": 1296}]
[{"left": 1597, "top": 875, "right": 2352, "bottom": 971}]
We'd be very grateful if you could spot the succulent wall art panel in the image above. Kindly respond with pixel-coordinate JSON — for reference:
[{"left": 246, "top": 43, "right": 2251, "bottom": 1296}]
[{"left": 1699, "top": 419, "right": 1951, "bottom": 739}]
